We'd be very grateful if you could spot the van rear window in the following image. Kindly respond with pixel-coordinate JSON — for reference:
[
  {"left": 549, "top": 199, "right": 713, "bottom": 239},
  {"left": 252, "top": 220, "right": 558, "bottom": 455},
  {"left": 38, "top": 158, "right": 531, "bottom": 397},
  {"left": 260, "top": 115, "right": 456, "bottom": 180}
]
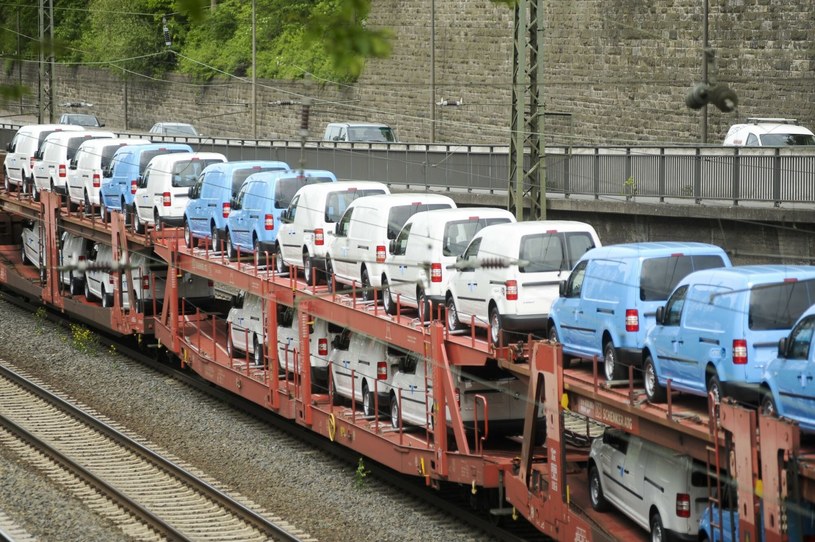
[
  {"left": 230, "top": 166, "right": 287, "bottom": 195},
  {"left": 275, "top": 176, "right": 333, "bottom": 209},
  {"left": 324, "top": 189, "right": 387, "bottom": 222},
  {"left": 65, "top": 136, "right": 95, "bottom": 160},
  {"left": 519, "top": 232, "right": 596, "bottom": 273},
  {"left": 172, "top": 159, "right": 223, "bottom": 187},
  {"left": 443, "top": 218, "right": 511, "bottom": 256},
  {"left": 138, "top": 149, "right": 188, "bottom": 172},
  {"left": 387, "top": 203, "right": 452, "bottom": 239},
  {"left": 749, "top": 278, "right": 815, "bottom": 330},
  {"left": 99, "top": 144, "right": 124, "bottom": 170},
  {"left": 640, "top": 255, "right": 726, "bottom": 301}
]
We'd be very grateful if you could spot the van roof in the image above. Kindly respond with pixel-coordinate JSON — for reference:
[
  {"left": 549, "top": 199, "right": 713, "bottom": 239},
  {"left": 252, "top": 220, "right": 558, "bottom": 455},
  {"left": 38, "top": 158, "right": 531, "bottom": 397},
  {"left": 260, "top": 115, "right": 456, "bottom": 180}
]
[
  {"left": 18, "top": 123, "right": 85, "bottom": 134},
  {"left": 346, "top": 192, "right": 455, "bottom": 208},
  {"left": 293, "top": 180, "right": 388, "bottom": 197},
  {"left": 407, "top": 206, "right": 515, "bottom": 224},
  {"left": 581, "top": 241, "right": 727, "bottom": 260},
  {"left": 201, "top": 160, "right": 291, "bottom": 175},
  {"left": 77, "top": 137, "right": 151, "bottom": 151},
  {"left": 681, "top": 264, "right": 815, "bottom": 288},
  {"left": 43, "top": 130, "right": 115, "bottom": 144},
  {"left": 479, "top": 220, "right": 598, "bottom": 236},
  {"left": 145, "top": 151, "right": 227, "bottom": 169}
]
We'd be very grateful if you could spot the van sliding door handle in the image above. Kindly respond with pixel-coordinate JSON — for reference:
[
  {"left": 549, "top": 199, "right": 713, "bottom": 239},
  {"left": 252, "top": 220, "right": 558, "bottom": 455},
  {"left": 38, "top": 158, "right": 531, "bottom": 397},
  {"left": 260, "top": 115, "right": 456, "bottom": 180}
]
[
  {"left": 671, "top": 340, "right": 684, "bottom": 345},
  {"left": 623, "top": 469, "right": 630, "bottom": 474}
]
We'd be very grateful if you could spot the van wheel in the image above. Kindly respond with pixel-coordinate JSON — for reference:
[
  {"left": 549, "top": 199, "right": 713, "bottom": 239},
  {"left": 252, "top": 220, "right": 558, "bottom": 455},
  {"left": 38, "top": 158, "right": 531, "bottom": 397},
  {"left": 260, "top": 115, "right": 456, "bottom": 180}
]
[
  {"left": 84, "top": 279, "right": 94, "bottom": 301},
  {"left": 226, "top": 333, "right": 234, "bottom": 358},
  {"left": 707, "top": 372, "right": 722, "bottom": 404},
  {"left": 418, "top": 288, "right": 432, "bottom": 323},
  {"left": 446, "top": 296, "right": 463, "bottom": 332},
  {"left": 3, "top": 172, "right": 9, "bottom": 192},
  {"left": 761, "top": 392, "right": 777, "bottom": 418},
  {"left": 650, "top": 511, "right": 665, "bottom": 542},
  {"left": 304, "top": 252, "right": 317, "bottom": 285},
  {"left": 84, "top": 189, "right": 92, "bottom": 214},
  {"left": 184, "top": 221, "right": 194, "bottom": 248},
  {"left": 101, "top": 285, "right": 113, "bottom": 308},
  {"left": 32, "top": 184, "right": 40, "bottom": 202},
  {"left": 382, "top": 276, "right": 396, "bottom": 315},
  {"left": 361, "top": 267, "right": 373, "bottom": 301},
  {"left": 325, "top": 258, "right": 336, "bottom": 292},
  {"left": 489, "top": 305, "right": 506, "bottom": 347},
  {"left": 549, "top": 325, "right": 572, "bottom": 369},
  {"left": 603, "top": 341, "right": 626, "bottom": 381},
  {"left": 226, "top": 233, "right": 238, "bottom": 261},
  {"left": 252, "top": 335, "right": 262, "bottom": 367},
  {"left": 644, "top": 356, "right": 666, "bottom": 403},
  {"left": 211, "top": 224, "right": 221, "bottom": 252},
  {"left": 69, "top": 275, "right": 83, "bottom": 296},
  {"left": 133, "top": 210, "right": 145, "bottom": 234},
  {"left": 362, "top": 381, "right": 374, "bottom": 417},
  {"left": 20, "top": 243, "right": 28, "bottom": 265},
  {"left": 100, "top": 201, "right": 109, "bottom": 223},
  {"left": 154, "top": 210, "right": 162, "bottom": 231},
  {"left": 275, "top": 243, "right": 286, "bottom": 275},
  {"left": 589, "top": 465, "right": 608, "bottom": 512},
  {"left": 390, "top": 393, "right": 400, "bottom": 429}
]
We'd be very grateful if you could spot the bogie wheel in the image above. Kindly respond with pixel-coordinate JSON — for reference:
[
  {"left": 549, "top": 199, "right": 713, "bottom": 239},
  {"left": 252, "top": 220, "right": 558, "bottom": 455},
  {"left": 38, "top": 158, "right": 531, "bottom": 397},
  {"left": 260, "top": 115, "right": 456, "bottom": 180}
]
[
  {"left": 589, "top": 465, "right": 608, "bottom": 512},
  {"left": 390, "top": 394, "right": 400, "bottom": 429},
  {"left": 361, "top": 267, "right": 373, "bottom": 302},
  {"left": 362, "top": 381, "right": 375, "bottom": 417},
  {"left": 382, "top": 276, "right": 396, "bottom": 315},
  {"left": 446, "top": 296, "right": 463, "bottom": 332},
  {"left": 644, "top": 356, "right": 666, "bottom": 403},
  {"left": 761, "top": 391, "right": 777, "bottom": 418},
  {"left": 650, "top": 512, "right": 665, "bottom": 542},
  {"left": 603, "top": 341, "right": 626, "bottom": 381},
  {"left": 489, "top": 304, "right": 505, "bottom": 347}
]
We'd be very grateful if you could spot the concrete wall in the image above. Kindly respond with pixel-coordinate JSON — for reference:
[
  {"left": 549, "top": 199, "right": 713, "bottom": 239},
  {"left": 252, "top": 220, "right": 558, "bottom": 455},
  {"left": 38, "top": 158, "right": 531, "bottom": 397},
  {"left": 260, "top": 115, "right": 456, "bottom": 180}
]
[{"left": 1, "top": 0, "right": 813, "bottom": 146}]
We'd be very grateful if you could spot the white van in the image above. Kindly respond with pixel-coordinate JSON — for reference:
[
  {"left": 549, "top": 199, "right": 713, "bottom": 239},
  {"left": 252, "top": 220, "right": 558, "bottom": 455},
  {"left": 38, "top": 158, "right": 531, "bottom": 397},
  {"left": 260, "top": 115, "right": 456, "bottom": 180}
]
[
  {"left": 33, "top": 130, "right": 115, "bottom": 198},
  {"left": 276, "top": 181, "right": 390, "bottom": 284},
  {"left": 328, "top": 330, "right": 402, "bottom": 416},
  {"left": 85, "top": 244, "right": 212, "bottom": 311},
  {"left": 323, "top": 122, "right": 397, "bottom": 143},
  {"left": 133, "top": 152, "right": 227, "bottom": 232},
  {"left": 383, "top": 207, "right": 516, "bottom": 319},
  {"left": 4, "top": 124, "right": 83, "bottom": 192},
  {"left": 446, "top": 221, "right": 601, "bottom": 346},
  {"left": 276, "top": 306, "right": 344, "bottom": 389},
  {"left": 328, "top": 193, "right": 456, "bottom": 301},
  {"left": 389, "top": 357, "right": 536, "bottom": 436},
  {"left": 20, "top": 220, "right": 44, "bottom": 270},
  {"left": 226, "top": 291, "right": 266, "bottom": 366},
  {"left": 59, "top": 231, "right": 92, "bottom": 296},
  {"left": 67, "top": 138, "right": 151, "bottom": 210},
  {"left": 588, "top": 428, "right": 708, "bottom": 542}
]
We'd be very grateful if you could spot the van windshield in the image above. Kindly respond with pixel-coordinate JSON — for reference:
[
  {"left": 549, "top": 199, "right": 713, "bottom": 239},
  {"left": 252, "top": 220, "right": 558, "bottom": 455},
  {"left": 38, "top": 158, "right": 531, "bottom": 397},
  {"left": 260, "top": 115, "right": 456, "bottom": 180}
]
[
  {"left": 231, "top": 166, "right": 287, "bottom": 195},
  {"left": 275, "top": 176, "right": 334, "bottom": 209},
  {"left": 749, "top": 278, "right": 815, "bottom": 330},
  {"left": 324, "top": 189, "right": 387, "bottom": 222},
  {"left": 640, "top": 254, "right": 726, "bottom": 301},
  {"left": 347, "top": 126, "right": 396, "bottom": 142},
  {"left": 172, "top": 159, "right": 223, "bottom": 187},
  {"left": 519, "top": 232, "right": 596, "bottom": 273},
  {"left": 443, "top": 217, "right": 512, "bottom": 256},
  {"left": 139, "top": 149, "right": 189, "bottom": 172},
  {"left": 760, "top": 133, "right": 815, "bottom": 146},
  {"left": 387, "top": 203, "right": 452, "bottom": 239}
]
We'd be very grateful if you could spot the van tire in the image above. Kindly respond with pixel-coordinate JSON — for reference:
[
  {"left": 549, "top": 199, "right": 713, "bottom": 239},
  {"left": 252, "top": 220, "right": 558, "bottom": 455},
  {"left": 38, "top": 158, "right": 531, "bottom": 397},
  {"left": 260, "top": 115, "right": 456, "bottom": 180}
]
[
  {"left": 226, "top": 233, "right": 238, "bottom": 261},
  {"left": 101, "top": 285, "right": 113, "bottom": 308},
  {"left": 603, "top": 341, "right": 626, "bottom": 381},
  {"left": 84, "top": 279, "right": 94, "bottom": 301},
  {"left": 360, "top": 267, "right": 373, "bottom": 301},
  {"left": 304, "top": 252, "right": 318, "bottom": 285},
  {"left": 489, "top": 305, "right": 506, "bottom": 347},
  {"left": 548, "top": 325, "right": 572, "bottom": 369},
  {"left": 184, "top": 220, "right": 194, "bottom": 248},
  {"left": 362, "top": 381, "right": 375, "bottom": 417},
  {"left": 650, "top": 511, "right": 665, "bottom": 542},
  {"left": 154, "top": 210, "right": 162, "bottom": 231},
  {"left": 707, "top": 372, "right": 722, "bottom": 404},
  {"left": 134, "top": 210, "right": 145, "bottom": 234},
  {"left": 417, "top": 288, "right": 432, "bottom": 323},
  {"left": 20, "top": 242, "right": 28, "bottom": 265},
  {"left": 252, "top": 335, "right": 262, "bottom": 367},
  {"left": 761, "top": 391, "right": 777, "bottom": 418},
  {"left": 390, "top": 393, "right": 400, "bottom": 429},
  {"left": 69, "top": 275, "right": 83, "bottom": 296},
  {"left": 325, "top": 259, "right": 335, "bottom": 292},
  {"left": 226, "top": 333, "right": 235, "bottom": 359},
  {"left": 275, "top": 243, "right": 286, "bottom": 275},
  {"left": 644, "top": 356, "right": 666, "bottom": 403},
  {"left": 382, "top": 276, "right": 397, "bottom": 315},
  {"left": 446, "top": 295, "right": 463, "bottom": 332},
  {"left": 84, "top": 189, "right": 92, "bottom": 214},
  {"left": 589, "top": 465, "right": 608, "bottom": 512}
]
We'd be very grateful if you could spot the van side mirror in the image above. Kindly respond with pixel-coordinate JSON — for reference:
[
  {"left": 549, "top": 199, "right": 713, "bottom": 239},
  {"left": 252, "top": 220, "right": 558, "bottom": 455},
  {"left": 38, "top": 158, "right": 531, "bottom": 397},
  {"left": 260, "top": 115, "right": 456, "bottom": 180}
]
[
  {"left": 655, "top": 306, "right": 665, "bottom": 325},
  {"left": 98, "top": 122, "right": 105, "bottom": 127},
  {"left": 69, "top": 159, "right": 77, "bottom": 170},
  {"left": 280, "top": 208, "right": 292, "bottom": 224},
  {"left": 558, "top": 280, "right": 567, "bottom": 297},
  {"left": 230, "top": 196, "right": 240, "bottom": 211},
  {"left": 102, "top": 165, "right": 113, "bottom": 178},
  {"left": 778, "top": 337, "right": 789, "bottom": 358}
]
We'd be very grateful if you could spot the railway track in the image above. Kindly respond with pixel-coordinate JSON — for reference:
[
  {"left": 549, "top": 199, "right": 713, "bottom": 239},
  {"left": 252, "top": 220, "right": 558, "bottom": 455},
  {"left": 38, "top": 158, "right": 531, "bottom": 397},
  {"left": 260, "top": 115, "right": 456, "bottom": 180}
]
[{"left": 0, "top": 363, "right": 310, "bottom": 542}]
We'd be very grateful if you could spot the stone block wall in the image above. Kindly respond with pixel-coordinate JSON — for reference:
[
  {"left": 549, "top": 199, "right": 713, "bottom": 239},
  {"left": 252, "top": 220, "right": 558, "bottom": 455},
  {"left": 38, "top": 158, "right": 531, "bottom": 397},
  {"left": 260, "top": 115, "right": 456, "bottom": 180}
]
[{"left": 1, "top": 0, "right": 812, "bottom": 146}]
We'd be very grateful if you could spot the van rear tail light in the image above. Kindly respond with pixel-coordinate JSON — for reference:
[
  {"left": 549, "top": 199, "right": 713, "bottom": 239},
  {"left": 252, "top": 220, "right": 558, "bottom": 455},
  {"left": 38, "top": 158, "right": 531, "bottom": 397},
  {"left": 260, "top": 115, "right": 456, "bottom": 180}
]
[
  {"left": 207, "top": 280, "right": 214, "bottom": 288},
  {"left": 430, "top": 263, "right": 442, "bottom": 283},
  {"left": 733, "top": 339, "right": 748, "bottom": 365},
  {"left": 92, "top": 173, "right": 100, "bottom": 188},
  {"left": 625, "top": 309, "right": 639, "bottom": 332},
  {"left": 318, "top": 338, "right": 328, "bottom": 356},
  {"left": 58, "top": 164, "right": 66, "bottom": 178},
  {"left": 222, "top": 202, "right": 230, "bottom": 218},
  {"left": 314, "top": 228, "right": 324, "bottom": 245},
  {"left": 264, "top": 214, "right": 274, "bottom": 231},
  {"left": 162, "top": 192, "right": 171, "bottom": 206},
  {"left": 141, "top": 275, "right": 150, "bottom": 290},
  {"left": 78, "top": 255, "right": 85, "bottom": 262},
  {"left": 505, "top": 280, "right": 518, "bottom": 301},
  {"left": 376, "top": 245, "right": 386, "bottom": 263},
  {"left": 108, "top": 274, "right": 114, "bottom": 284},
  {"left": 377, "top": 361, "right": 387, "bottom": 380},
  {"left": 675, "top": 493, "right": 691, "bottom": 518},
  {"left": 130, "top": 179, "right": 138, "bottom": 194}
]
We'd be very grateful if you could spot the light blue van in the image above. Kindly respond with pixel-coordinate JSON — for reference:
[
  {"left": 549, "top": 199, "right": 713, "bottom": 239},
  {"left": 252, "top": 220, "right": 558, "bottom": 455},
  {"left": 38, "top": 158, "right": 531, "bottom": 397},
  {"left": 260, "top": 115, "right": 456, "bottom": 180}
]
[
  {"left": 643, "top": 265, "right": 815, "bottom": 404},
  {"left": 548, "top": 242, "right": 731, "bottom": 380},
  {"left": 183, "top": 160, "right": 290, "bottom": 249},
  {"left": 760, "top": 304, "right": 815, "bottom": 432},
  {"left": 100, "top": 143, "right": 193, "bottom": 216},
  {"left": 225, "top": 169, "right": 337, "bottom": 259}
]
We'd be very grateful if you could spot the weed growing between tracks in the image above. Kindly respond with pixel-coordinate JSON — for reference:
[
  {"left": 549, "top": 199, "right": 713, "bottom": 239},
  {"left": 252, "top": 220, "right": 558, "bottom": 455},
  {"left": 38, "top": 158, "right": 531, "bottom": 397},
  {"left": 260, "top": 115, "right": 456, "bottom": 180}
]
[
  {"left": 354, "top": 458, "right": 369, "bottom": 489},
  {"left": 69, "top": 323, "right": 99, "bottom": 354}
]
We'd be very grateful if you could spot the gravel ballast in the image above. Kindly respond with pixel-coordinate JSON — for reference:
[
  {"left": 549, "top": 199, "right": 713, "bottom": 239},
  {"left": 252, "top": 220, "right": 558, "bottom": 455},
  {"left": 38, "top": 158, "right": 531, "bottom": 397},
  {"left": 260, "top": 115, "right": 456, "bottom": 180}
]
[{"left": 0, "top": 299, "right": 494, "bottom": 542}]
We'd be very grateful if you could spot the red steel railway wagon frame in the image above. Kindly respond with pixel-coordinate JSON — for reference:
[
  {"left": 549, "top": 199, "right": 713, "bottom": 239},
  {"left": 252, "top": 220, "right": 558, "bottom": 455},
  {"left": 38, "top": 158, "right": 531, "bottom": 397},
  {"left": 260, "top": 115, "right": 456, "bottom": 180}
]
[{"left": 0, "top": 187, "right": 812, "bottom": 541}]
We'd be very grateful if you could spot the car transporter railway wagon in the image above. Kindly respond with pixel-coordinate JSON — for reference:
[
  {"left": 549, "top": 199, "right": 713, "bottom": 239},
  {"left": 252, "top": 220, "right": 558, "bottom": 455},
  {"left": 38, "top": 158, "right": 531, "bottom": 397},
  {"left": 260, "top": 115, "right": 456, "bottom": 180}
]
[{"left": 0, "top": 184, "right": 811, "bottom": 542}]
